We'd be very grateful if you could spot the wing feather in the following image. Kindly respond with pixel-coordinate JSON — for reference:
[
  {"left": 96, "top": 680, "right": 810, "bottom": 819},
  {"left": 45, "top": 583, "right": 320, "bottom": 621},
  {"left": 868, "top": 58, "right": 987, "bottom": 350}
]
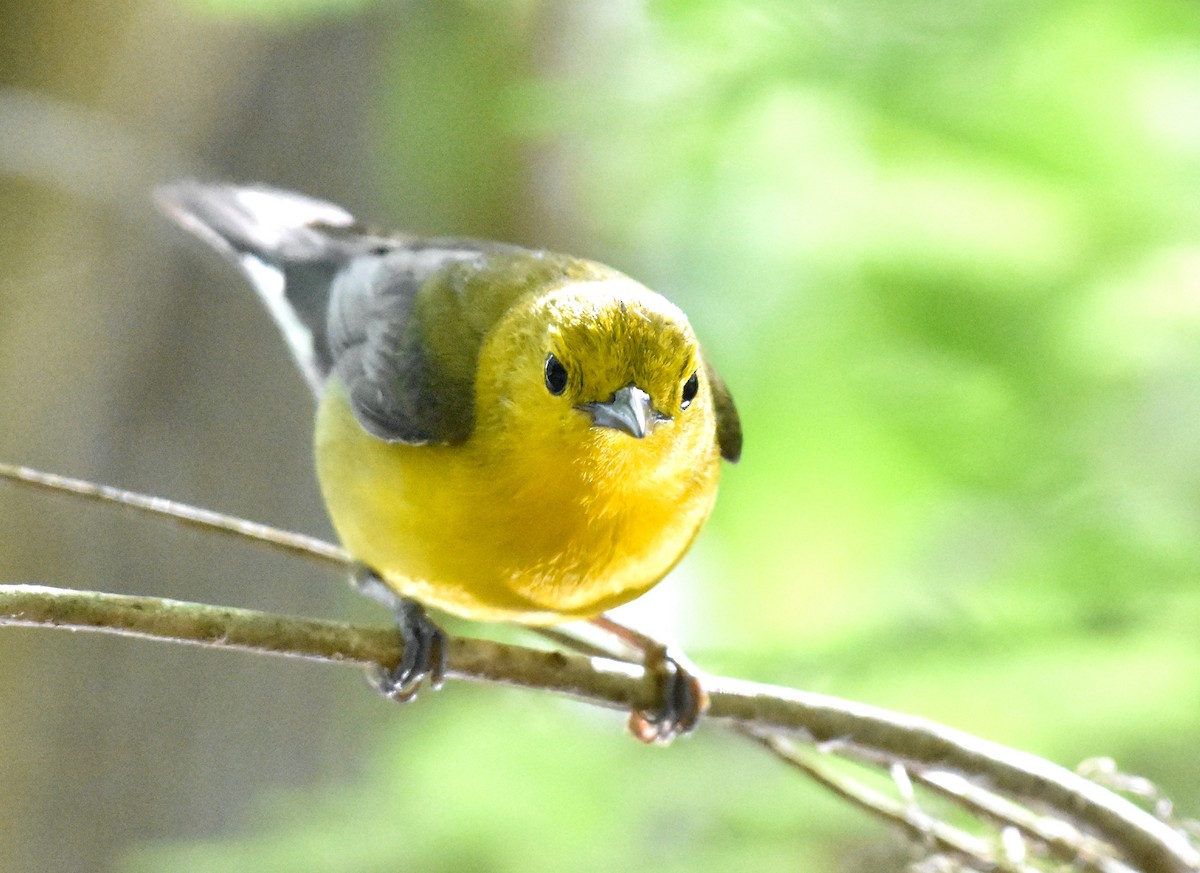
[{"left": 156, "top": 181, "right": 498, "bottom": 444}]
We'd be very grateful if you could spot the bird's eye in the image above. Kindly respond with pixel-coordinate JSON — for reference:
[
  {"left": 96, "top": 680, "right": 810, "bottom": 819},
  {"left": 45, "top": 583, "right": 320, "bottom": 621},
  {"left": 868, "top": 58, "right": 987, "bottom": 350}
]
[
  {"left": 544, "top": 353, "right": 569, "bottom": 396},
  {"left": 681, "top": 372, "right": 699, "bottom": 409}
]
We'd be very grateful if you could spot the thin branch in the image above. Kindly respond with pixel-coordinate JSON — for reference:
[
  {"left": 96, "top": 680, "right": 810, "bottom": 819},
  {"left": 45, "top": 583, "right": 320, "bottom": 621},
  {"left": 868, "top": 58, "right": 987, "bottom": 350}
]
[
  {"left": 743, "top": 730, "right": 1023, "bottom": 872},
  {"left": 1, "top": 582, "right": 663, "bottom": 708},
  {"left": 915, "top": 770, "right": 1130, "bottom": 873},
  {"left": 2, "top": 463, "right": 1198, "bottom": 873},
  {"left": 0, "top": 461, "right": 347, "bottom": 564},
  {"left": 722, "top": 686, "right": 1199, "bottom": 873},
  {"left": 742, "top": 732, "right": 1136, "bottom": 873}
]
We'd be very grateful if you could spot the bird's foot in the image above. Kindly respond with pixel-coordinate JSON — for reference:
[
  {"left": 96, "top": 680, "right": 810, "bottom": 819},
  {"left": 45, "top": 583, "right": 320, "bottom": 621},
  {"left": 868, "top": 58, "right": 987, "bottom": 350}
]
[
  {"left": 352, "top": 566, "right": 447, "bottom": 702},
  {"left": 589, "top": 616, "right": 709, "bottom": 745},
  {"left": 627, "top": 642, "right": 709, "bottom": 745}
]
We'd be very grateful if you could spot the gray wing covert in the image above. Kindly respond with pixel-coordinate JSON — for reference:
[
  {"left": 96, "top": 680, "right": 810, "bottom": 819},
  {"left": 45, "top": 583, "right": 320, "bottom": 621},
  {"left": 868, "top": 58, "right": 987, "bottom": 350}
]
[{"left": 325, "top": 241, "right": 501, "bottom": 445}]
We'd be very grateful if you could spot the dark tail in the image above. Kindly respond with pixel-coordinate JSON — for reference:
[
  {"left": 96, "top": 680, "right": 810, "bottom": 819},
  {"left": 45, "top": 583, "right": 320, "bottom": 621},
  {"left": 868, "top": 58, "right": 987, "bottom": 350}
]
[{"left": 154, "top": 181, "right": 373, "bottom": 392}]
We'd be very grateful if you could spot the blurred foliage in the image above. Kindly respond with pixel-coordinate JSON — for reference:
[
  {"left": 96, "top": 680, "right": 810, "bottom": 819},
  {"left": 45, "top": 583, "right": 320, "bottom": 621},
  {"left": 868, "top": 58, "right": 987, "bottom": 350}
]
[{"left": 6, "top": 0, "right": 1200, "bottom": 869}]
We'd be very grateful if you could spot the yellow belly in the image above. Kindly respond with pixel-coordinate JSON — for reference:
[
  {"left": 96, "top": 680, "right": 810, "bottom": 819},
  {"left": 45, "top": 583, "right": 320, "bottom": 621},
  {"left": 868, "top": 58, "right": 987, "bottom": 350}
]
[{"left": 314, "top": 380, "right": 720, "bottom": 625}]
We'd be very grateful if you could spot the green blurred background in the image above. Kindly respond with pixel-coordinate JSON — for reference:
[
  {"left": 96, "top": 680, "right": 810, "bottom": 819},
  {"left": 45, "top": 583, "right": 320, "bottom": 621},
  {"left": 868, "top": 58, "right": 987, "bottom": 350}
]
[{"left": 2, "top": 0, "right": 1199, "bottom": 870}]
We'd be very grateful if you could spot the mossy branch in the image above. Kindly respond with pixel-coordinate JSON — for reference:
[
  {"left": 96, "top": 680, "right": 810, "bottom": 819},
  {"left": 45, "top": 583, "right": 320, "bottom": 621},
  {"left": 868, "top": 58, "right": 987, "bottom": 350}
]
[{"left": 2, "top": 461, "right": 1197, "bottom": 873}]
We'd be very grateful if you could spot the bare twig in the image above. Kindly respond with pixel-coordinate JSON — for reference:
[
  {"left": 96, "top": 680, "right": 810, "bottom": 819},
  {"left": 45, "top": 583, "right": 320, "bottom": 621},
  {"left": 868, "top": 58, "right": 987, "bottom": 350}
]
[
  {"left": 743, "top": 730, "right": 1019, "bottom": 872},
  {"left": 2, "top": 462, "right": 1198, "bottom": 873},
  {"left": 0, "top": 583, "right": 647, "bottom": 707},
  {"left": 914, "top": 770, "right": 1132, "bottom": 873},
  {"left": 0, "top": 461, "right": 347, "bottom": 564}
]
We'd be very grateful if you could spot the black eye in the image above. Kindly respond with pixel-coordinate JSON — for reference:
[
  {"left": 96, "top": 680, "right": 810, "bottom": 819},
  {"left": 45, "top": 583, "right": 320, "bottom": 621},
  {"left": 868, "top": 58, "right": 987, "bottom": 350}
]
[
  {"left": 681, "top": 372, "right": 699, "bottom": 409},
  {"left": 544, "top": 353, "right": 569, "bottom": 395}
]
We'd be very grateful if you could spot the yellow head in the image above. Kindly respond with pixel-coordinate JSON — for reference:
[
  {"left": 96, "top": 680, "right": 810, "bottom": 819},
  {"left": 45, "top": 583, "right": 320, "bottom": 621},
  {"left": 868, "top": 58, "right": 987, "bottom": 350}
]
[{"left": 473, "top": 276, "right": 719, "bottom": 487}]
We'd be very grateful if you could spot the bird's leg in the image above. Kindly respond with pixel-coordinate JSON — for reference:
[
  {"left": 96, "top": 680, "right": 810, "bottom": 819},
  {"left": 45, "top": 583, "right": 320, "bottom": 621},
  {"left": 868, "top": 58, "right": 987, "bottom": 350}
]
[
  {"left": 589, "top": 614, "right": 709, "bottom": 745},
  {"left": 352, "top": 564, "right": 447, "bottom": 702}
]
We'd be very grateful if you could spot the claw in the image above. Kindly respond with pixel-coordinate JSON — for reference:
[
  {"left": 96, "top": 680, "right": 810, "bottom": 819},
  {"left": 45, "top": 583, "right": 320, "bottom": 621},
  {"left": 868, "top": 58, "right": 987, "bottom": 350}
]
[
  {"left": 627, "top": 643, "right": 709, "bottom": 745},
  {"left": 353, "top": 566, "right": 447, "bottom": 702}
]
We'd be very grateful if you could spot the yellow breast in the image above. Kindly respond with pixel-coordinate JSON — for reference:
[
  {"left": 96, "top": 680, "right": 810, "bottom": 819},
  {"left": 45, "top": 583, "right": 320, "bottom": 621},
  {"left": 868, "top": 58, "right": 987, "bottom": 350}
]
[{"left": 314, "top": 378, "right": 721, "bottom": 625}]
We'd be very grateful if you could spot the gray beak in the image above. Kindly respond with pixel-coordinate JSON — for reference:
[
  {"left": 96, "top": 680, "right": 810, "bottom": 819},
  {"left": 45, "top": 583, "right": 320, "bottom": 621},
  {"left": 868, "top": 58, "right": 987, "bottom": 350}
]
[{"left": 580, "top": 385, "right": 662, "bottom": 439}]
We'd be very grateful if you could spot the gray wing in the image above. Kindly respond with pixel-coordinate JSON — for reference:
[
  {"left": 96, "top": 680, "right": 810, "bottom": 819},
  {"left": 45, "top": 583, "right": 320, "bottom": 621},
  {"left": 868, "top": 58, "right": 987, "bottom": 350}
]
[
  {"left": 322, "top": 240, "right": 505, "bottom": 444},
  {"left": 155, "top": 181, "right": 499, "bottom": 444}
]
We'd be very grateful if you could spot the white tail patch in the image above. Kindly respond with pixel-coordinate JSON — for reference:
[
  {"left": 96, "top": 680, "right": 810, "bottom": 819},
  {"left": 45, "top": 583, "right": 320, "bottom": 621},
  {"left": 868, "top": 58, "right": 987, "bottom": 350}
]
[{"left": 241, "top": 254, "right": 322, "bottom": 394}]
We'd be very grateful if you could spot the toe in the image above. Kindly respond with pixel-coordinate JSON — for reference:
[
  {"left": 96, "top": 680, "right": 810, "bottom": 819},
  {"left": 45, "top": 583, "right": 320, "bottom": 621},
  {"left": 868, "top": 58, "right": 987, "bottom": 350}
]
[
  {"left": 371, "top": 595, "right": 447, "bottom": 703},
  {"left": 629, "top": 646, "right": 709, "bottom": 745}
]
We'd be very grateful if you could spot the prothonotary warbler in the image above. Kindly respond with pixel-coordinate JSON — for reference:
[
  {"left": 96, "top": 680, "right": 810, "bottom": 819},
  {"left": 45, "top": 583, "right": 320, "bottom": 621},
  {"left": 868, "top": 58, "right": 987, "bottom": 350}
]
[{"left": 156, "top": 182, "right": 741, "bottom": 742}]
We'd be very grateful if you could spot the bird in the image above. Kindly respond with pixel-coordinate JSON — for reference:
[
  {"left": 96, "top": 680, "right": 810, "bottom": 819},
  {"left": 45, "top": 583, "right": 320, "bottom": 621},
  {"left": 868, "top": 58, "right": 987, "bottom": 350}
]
[{"left": 155, "top": 182, "right": 741, "bottom": 742}]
